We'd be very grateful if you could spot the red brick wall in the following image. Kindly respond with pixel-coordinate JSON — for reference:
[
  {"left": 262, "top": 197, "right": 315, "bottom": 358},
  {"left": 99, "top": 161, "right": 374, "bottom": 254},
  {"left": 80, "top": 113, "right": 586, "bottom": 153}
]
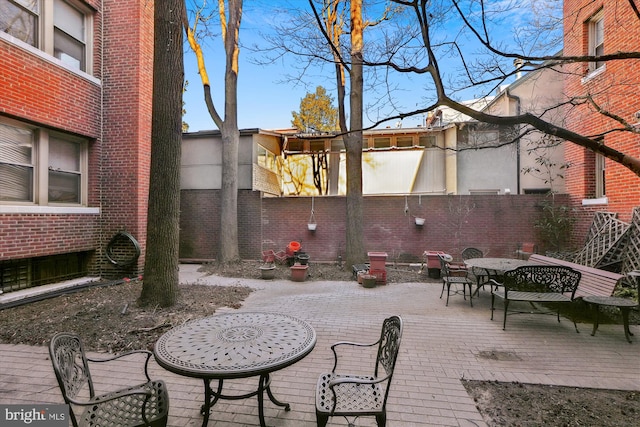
[
  {"left": 0, "top": 2, "right": 103, "bottom": 263},
  {"left": 0, "top": 215, "right": 100, "bottom": 259},
  {"left": 0, "top": 44, "right": 101, "bottom": 137},
  {"left": 563, "top": 0, "right": 640, "bottom": 230},
  {"left": 0, "top": 1, "right": 154, "bottom": 280},
  {"left": 100, "top": 0, "right": 154, "bottom": 275},
  {"left": 180, "top": 192, "right": 571, "bottom": 262}
]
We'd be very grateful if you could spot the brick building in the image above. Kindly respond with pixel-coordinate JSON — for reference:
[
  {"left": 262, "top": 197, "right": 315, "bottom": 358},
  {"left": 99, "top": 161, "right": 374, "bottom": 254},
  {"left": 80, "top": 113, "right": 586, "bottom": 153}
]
[
  {"left": 563, "top": 0, "right": 640, "bottom": 235},
  {"left": 1, "top": 0, "right": 153, "bottom": 290}
]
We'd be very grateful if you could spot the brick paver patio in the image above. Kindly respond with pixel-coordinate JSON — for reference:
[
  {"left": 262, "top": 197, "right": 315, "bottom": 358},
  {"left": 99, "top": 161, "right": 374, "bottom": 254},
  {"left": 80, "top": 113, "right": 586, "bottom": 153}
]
[{"left": 1, "top": 264, "right": 638, "bottom": 426}]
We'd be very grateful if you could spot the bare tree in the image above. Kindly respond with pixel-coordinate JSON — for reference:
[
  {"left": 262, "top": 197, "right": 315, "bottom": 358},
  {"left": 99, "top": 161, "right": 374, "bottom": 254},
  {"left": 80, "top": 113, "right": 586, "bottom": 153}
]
[
  {"left": 344, "top": 0, "right": 366, "bottom": 265},
  {"left": 139, "top": 0, "right": 185, "bottom": 307},
  {"left": 378, "top": 0, "right": 640, "bottom": 176},
  {"left": 184, "top": 0, "right": 243, "bottom": 263}
]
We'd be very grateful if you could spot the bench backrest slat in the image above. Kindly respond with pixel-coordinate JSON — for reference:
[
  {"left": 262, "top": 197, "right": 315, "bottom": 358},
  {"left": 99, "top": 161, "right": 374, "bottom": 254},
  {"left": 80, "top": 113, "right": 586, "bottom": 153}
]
[{"left": 528, "top": 254, "right": 623, "bottom": 298}]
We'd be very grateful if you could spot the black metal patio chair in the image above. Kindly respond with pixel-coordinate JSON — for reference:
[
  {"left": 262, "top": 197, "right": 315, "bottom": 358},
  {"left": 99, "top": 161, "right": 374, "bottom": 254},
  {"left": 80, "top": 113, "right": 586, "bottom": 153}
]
[
  {"left": 315, "top": 315, "right": 403, "bottom": 427},
  {"left": 461, "top": 247, "right": 489, "bottom": 293},
  {"left": 461, "top": 247, "right": 483, "bottom": 260},
  {"left": 439, "top": 254, "right": 474, "bottom": 306},
  {"left": 49, "top": 332, "right": 169, "bottom": 427}
]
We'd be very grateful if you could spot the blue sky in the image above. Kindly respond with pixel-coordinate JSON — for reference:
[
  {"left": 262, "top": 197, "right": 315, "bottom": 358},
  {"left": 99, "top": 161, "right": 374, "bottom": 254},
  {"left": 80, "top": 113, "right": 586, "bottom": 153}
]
[
  {"left": 183, "top": 1, "right": 318, "bottom": 132},
  {"left": 181, "top": 1, "right": 559, "bottom": 133}
]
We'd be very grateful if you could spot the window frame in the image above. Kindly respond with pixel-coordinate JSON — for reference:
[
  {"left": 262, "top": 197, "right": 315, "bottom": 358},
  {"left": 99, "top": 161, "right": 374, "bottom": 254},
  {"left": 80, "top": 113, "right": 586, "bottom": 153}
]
[
  {"left": 1, "top": 0, "right": 93, "bottom": 74},
  {"left": 588, "top": 10, "right": 605, "bottom": 73},
  {"left": 595, "top": 152, "right": 606, "bottom": 198},
  {"left": 0, "top": 117, "right": 88, "bottom": 207},
  {"left": 0, "top": 0, "right": 40, "bottom": 46}
]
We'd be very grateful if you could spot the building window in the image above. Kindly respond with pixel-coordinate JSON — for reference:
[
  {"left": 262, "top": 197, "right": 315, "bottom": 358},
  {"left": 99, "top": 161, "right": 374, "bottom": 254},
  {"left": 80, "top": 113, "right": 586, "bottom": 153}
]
[
  {"left": 396, "top": 136, "right": 413, "bottom": 148},
  {"left": 257, "top": 145, "right": 278, "bottom": 172},
  {"left": 595, "top": 153, "right": 605, "bottom": 198},
  {"left": 0, "top": 0, "right": 39, "bottom": 46},
  {"left": 0, "top": 122, "right": 34, "bottom": 202},
  {"left": 373, "top": 137, "right": 390, "bottom": 149},
  {"left": 1, "top": 0, "right": 91, "bottom": 72},
  {"left": 53, "top": 0, "right": 86, "bottom": 70},
  {"left": 0, "top": 119, "right": 88, "bottom": 205},
  {"left": 418, "top": 135, "right": 437, "bottom": 148},
  {"left": 588, "top": 11, "right": 604, "bottom": 72}
]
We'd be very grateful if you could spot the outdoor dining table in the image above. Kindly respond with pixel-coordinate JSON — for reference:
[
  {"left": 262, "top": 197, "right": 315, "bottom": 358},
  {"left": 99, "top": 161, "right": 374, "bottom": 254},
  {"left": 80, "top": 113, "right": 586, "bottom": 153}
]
[
  {"left": 154, "top": 312, "right": 317, "bottom": 427},
  {"left": 464, "top": 257, "right": 536, "bottom": 295}
]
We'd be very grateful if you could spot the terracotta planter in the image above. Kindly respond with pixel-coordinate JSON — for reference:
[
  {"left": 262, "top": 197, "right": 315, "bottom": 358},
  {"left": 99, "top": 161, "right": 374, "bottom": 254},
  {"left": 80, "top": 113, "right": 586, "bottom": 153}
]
[
  {"left": 290, "top": 264, "right": 308, "bottom": 282},
  {"left": 368, "top": 252, "right": 388, "bottom": 271}
]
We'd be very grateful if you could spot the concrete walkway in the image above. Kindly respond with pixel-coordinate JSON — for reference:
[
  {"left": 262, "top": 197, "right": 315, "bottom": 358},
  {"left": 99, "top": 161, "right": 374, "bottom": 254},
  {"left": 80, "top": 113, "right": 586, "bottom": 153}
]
[{"left": 1, "top": 263, "right": 638, "bottom": 426}]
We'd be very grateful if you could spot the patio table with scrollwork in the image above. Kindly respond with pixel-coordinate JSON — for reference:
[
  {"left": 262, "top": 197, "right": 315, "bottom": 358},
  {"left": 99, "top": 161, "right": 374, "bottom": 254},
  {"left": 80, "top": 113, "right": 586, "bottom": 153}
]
[{"left": 154, "top": 312, "right": 316, "bottom": 427}]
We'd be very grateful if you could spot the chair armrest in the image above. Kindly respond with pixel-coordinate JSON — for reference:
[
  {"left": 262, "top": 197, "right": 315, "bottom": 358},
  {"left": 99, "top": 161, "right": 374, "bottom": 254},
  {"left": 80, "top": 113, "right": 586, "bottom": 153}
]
[
  {"left": 331, "top": 340, "right": 378, "bottom": 350},
  {"left": 489, "top": 278, "right": 505, "bottom": 293},
  {"left": 489, "top": 278, "right": 502, "bottom": 286},
  {"left": 87, "top": 350, "right": 153, "bottom": 382}
]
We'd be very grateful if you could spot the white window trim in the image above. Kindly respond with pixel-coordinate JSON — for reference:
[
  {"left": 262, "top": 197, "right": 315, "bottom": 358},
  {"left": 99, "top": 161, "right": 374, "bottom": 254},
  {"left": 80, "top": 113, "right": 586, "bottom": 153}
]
[
  {"left": 582, "top": 197, "right": 608, "bottom": 206},
  {"left": 581, "top": 63, "right": 606, "bottom": 83},
  {"left": 0, "top": 205, "right": 99, "bottom": 214}
]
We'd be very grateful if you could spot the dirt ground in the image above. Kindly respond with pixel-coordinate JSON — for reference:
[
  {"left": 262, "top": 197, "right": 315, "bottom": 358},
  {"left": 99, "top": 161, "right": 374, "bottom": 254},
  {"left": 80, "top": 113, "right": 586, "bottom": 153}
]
[{"left": 1, "top": 260, "right": 638, "bottom": 426}]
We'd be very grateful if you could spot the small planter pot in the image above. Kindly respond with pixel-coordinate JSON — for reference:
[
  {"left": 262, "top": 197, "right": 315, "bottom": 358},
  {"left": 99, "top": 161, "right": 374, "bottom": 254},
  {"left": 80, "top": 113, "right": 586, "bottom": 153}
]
[
  {"left": 307, "top": 223, "right": 317, "bottom": 231},
  {"left": 290, "top": 264, "right": 309, "bottom": 282},
  {"left": 259, "top": 265, "right": 276, "bottom": 280},
  {"left": 296, "top": 253, "right": 310, "bottom": 265},
  {"left": 415, "top": 217, "right": 425, "bottom": 226},
  {"left": 361, "top": 274, "right": 377, "bottom": 288}
]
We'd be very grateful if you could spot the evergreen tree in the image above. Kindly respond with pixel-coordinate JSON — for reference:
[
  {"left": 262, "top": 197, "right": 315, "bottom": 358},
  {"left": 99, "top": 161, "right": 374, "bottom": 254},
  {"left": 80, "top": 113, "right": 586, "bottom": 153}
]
[{"left": 292, "top": 86, "right": 338, "bottom": 132}]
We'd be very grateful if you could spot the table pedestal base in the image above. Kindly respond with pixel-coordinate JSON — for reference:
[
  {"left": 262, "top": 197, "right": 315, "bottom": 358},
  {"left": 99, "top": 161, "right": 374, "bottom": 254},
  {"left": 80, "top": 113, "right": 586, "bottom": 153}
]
[
  {"left": 201, "top": 374, "right": 290, "bottom": 427},
  {"left": 584, "top": 296, "right": 636, "bottom": 344}
]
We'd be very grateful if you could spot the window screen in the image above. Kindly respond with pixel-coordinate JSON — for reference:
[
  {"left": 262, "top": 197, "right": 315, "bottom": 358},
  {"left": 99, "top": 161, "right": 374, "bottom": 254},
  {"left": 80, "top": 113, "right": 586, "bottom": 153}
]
[{"left": 0, "top": 123, "right": 34, "bottom": 202}]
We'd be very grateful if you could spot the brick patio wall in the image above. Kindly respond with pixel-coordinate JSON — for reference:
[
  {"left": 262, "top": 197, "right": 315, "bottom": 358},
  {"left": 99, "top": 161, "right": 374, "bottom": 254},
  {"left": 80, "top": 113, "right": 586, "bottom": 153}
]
[{"left": 180, "top": 192, "right": 571, "bottom": 263}]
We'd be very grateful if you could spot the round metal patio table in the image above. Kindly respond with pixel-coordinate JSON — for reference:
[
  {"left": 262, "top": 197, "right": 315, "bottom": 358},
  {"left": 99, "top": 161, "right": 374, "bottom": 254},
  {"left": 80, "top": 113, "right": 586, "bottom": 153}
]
[
  {"left": 463, "top": 257, "right": 535, "bottom": 272},
  {"left": 464, "top": 258, "right": 536, "bottom": 295},
  {"left": 154, "top": 312, "right": 316, "bottom": 427}
]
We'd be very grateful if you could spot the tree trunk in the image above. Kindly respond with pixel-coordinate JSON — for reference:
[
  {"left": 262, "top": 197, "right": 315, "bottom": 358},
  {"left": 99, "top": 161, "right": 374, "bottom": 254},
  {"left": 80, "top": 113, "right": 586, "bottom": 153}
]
[
  {"left": 217, "top": 0, "right": 242, "bottom": 263},
  {"left": 139, "top": 0, "right": 184, "bottom": 307},
  {"left": 219, "top": 122, "right": 240, "bottom": 262},
  {"left": 344, "top": 0, "right": 366, "bottom": 267}
]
